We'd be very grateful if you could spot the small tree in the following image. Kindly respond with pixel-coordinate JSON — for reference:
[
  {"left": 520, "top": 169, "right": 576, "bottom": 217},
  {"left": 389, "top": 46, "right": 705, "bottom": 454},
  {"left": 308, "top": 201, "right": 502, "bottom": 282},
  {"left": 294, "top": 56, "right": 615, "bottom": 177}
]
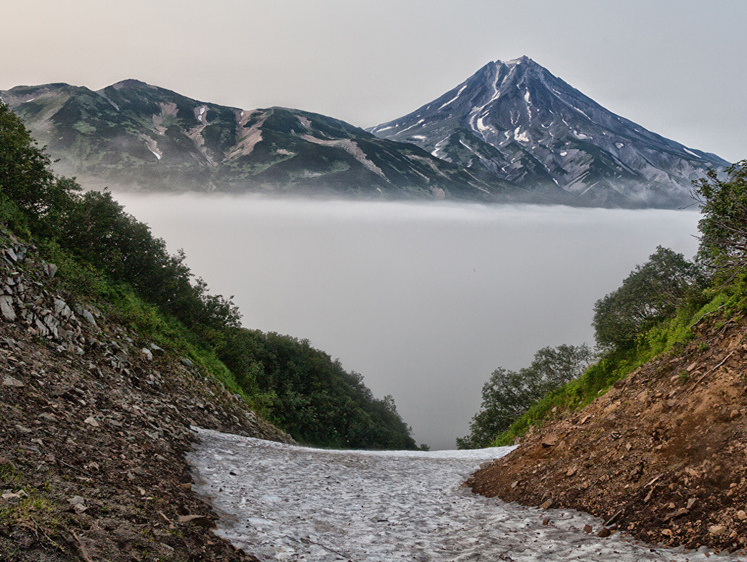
[
  {"left": 694, "top": 161, "right": 747, "bottom": 280},
  {"left": 0, "top": 102, "right": 79, "bottom": 219},
  {"left": 592, "top": 246, "right": 705, "bottom": 350},
  {"left": 457, "top": 344, "right": 593, "bottom": 449}
]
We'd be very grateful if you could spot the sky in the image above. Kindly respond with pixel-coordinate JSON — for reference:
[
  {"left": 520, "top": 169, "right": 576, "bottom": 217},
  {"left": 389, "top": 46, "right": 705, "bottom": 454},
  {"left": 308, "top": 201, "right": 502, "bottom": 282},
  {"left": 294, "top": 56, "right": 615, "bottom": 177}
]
[{"left": 3, "top": 0, "right": 746, "bottom": 162}]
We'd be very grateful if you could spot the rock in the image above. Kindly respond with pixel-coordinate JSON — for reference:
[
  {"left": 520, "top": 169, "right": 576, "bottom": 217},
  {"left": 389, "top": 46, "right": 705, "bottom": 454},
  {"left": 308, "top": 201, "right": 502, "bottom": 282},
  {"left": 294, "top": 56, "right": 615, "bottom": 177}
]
[
  {"left": 84, "top": 416, "right": 100, "bottom": 428},
  {"left": 44, "top": 263, "right": 58, "bottom": 279},
  {"left": 687, "top": 497, "right": 697, "bottom": 510},
  {"left": 82, "top": 310, "right": 97, "bottom": 327},
  {"left": 141, "top": 348, "right": 153, "bottom": 361},
  {"left": 708, "top": 524, "right": 727, "bottom": 536},
  {"left": 2, "top": 375, "right": 24, "bottom": 388},
  {"left": 737, "top": 510, "right": 747, "bottom": 521},
  {"left": 0, "top": 295, "right": 16, "bottom": 321},
  {"left": 539, "top": 498, "right": 553, "bottom": 509},
  {"left": 180, "top": 357, "right": 194, "bottom": 368},
  {"left": 597, "top": 527, "right": 613, "bottom": 538},
  {"left": 69, "top": 496, "right": 87, "bottom": 512},
  {"left": 177, "top": 514, "right": 214, "bottom": 528},
  {"left": 54, "top": 298, "right": 73, "bottom": 319},
  {"left": 541, "top": 433, "right": 559, "bottom": 447},
  {"left": 149, "top": 343, "right": 164, "bottom": 353},
  {"left": 584, "top": 524, "right": 593, "bottom": 534},
  {"left": 566, "top": 466, "right": 577, "bottom": 477},
  {"left": 6, "top": 248, "right": 18, "bottom": 262}
]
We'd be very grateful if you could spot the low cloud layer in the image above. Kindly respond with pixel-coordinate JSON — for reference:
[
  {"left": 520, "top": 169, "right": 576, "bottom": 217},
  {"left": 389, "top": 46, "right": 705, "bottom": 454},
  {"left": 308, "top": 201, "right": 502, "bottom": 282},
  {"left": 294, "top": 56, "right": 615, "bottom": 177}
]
[{"left": 116, "top": 194, "right": 700, "bottom": 449}]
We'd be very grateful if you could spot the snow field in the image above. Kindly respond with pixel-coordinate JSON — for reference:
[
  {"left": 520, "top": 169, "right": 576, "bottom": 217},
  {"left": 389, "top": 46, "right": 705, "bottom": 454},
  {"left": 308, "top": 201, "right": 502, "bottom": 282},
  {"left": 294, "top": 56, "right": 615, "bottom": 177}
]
[{"left": 188, "top": 428, "right": 733, "bottom": 561}]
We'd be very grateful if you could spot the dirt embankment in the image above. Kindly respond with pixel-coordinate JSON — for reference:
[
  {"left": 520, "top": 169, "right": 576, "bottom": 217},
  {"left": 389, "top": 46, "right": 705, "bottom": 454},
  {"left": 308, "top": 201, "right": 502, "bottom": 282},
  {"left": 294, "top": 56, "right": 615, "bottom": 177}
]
[
  {"left": 467, "top": 315, "right": 747, "bottom": 554},
  {"left": 0, "top": 230, "right": 291, "bottom": 560}
]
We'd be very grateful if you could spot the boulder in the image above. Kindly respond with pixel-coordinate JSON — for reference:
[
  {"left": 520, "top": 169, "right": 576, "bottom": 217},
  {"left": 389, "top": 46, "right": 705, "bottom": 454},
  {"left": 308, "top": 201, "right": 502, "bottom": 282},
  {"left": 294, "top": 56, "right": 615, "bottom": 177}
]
[{"left": 0, "top": 295, "right": 16, "bottom": 321}]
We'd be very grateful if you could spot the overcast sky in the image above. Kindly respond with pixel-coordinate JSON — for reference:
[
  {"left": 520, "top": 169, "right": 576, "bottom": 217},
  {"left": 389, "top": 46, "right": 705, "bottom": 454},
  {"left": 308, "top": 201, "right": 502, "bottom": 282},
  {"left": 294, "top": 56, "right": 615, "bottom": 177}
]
[{"left": 3, "top": 0, "right": 746, "bottom": 162}]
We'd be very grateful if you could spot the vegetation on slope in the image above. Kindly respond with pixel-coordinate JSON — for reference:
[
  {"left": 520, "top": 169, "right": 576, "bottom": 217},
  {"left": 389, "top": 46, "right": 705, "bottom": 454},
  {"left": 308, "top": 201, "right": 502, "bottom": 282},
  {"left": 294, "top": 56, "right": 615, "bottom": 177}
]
[
  {"left": 460, "top": 161, "right": 747, "bottom": 449},
  {"left": 465, "top": 162, "right": 747, "bottom": 553},
  {"left": 0, "top": 101, "right": 417, "bottom": 450}
]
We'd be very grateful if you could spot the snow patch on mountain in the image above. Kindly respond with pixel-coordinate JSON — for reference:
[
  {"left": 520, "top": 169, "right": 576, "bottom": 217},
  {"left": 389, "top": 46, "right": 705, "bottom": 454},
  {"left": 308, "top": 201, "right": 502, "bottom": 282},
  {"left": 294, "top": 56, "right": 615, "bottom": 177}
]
[{"left": 369, "top": 56, "right": 729, "bottom": 207}]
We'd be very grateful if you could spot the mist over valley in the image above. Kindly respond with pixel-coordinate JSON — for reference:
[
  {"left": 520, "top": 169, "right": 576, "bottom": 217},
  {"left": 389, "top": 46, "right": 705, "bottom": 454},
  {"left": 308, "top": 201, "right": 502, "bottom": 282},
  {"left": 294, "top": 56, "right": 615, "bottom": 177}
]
[{"left": 113, "top": 193, "right": 700, "bottom": 449}]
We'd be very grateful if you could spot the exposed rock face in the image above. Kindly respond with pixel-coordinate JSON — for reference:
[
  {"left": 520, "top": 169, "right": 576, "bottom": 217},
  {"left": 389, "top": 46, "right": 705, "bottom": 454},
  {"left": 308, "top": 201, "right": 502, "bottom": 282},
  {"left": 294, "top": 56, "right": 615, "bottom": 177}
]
[
  {"left": 370, "top": 57, "right": 730, "bottom": 208},
  {"left": 466, "top": 315, "right": 747, "bottom": 553},
  {"left": 0, "top": 225, "right": 291, "bottom": 560}
]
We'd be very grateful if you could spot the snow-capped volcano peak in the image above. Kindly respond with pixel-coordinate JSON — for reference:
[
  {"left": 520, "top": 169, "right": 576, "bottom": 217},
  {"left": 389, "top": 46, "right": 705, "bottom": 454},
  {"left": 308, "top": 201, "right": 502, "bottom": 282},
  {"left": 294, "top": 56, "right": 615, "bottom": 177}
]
[{"left": 369, "top": 57, "right": 728, "bottom": 207}]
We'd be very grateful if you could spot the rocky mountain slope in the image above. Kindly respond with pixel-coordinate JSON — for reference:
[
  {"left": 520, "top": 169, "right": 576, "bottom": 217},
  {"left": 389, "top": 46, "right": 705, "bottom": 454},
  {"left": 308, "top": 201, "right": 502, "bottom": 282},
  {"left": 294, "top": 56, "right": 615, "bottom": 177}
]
[
  {"left": 370, "top": 56, "right": 730, "bottom": 207},
  {"left": 0, "top": 224, "right": 291, "bottom": 560},
  {"left": 0, "top": 81, "right": 508, "bottom": 200},
  {"left": 467, "top": 310, "right": 747, "bottom": 554}
]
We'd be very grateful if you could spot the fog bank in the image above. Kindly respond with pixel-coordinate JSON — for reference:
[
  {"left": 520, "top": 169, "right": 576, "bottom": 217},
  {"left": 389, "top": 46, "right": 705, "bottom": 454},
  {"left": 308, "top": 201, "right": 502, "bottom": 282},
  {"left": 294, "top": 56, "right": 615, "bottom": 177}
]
[{"left": 115, "top": 194, "right": 700, "bottom": 449}]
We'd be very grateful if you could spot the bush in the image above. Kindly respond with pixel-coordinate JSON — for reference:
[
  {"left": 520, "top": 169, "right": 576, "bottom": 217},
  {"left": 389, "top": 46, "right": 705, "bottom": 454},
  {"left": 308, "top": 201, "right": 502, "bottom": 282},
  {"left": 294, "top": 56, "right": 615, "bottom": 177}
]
[
  {"left": 592, "top": 246, "right": 706, "bottom": 350},
  {"left": 457, "top": 344, "right": 593, "bottom": 449},
  {"left": 695, "top": 161, "right": 747, "bottom": 279}
]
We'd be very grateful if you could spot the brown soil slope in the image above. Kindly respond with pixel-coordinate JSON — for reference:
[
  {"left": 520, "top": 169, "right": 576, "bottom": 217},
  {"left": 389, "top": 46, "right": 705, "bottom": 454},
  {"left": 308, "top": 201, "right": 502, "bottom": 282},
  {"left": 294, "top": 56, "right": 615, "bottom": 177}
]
[
  {"left": 0, "top": 228, "right": 292, "bottom": 560},
  {"left": 467, "top": 315, "right": 747, "bottom": 554}
]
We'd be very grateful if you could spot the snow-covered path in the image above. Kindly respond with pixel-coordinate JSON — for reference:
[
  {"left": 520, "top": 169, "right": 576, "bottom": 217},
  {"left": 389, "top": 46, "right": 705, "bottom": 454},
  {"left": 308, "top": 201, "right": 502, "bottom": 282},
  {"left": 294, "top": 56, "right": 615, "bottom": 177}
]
[{"left": 188, "top": 428, "right": 730, "bottom": 561}]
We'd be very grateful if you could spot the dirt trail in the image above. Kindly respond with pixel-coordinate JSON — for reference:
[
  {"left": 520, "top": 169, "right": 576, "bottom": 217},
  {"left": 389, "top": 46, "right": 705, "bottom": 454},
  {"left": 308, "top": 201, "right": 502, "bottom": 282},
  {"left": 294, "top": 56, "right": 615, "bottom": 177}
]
[{"left": 468, "top": 315, "right": 747, "bottom": 555}]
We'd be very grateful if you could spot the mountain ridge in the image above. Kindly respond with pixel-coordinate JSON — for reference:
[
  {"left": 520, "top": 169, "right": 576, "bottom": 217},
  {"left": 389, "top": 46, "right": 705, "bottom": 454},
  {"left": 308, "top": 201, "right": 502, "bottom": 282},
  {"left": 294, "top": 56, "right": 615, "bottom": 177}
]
[{"left": 0, "top": 80, "right": 512, "bottom": 201}]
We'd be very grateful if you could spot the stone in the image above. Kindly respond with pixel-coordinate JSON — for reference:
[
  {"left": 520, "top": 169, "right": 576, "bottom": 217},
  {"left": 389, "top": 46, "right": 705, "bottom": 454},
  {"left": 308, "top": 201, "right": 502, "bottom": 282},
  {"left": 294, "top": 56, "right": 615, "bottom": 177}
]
[
  {"left": 83, "top": 311, "right": 97, "bottom": 326},
  {"left": 5, "top": 248, "right": 18, "bottom": 262},
  {"left": 541, "top": 433, "right": 559, "bottom": 447},
  {"left": 44, "top": 263, "right": 58, "bottom": 279},
  {"left": 54, "top": 298, "right": 73, "bottom": 319},
  {"left": 539, "top": 498, "right": 553, "bottom": 509},
  {"left": 596, "top": 527, "right": 612, "bottom": 538},
  {"left": 687, "top": 497, "right": 697, "bottom": 510},
  {"left": 141, "top": 348, "right": 153, "bottom": 361},
  {"left": 737, "top": 510, "right": 747, "bottom": 521},
  {"left": 566, "top": 466, "right": 577, "bottom": 477},
  {"left": 84, "top": 416, "right": 100, "bottom": 428},
  {"left": 2, "top": 376, "right": 24, "bottom": 388},
  {"left": 149, "top": 343, "right": 164, "bottom": 353},
  {"left": 708, "top": 524, "right": 727, "bottom": 536},
  {"left": 0, "top": 296, "right": 16, "bottom": 321},
  {"left": 69, "top": 496, "right": 87, "bottom": 512},
  {"left": 177, "top": 514, "right": 214, "bottom": 528}
]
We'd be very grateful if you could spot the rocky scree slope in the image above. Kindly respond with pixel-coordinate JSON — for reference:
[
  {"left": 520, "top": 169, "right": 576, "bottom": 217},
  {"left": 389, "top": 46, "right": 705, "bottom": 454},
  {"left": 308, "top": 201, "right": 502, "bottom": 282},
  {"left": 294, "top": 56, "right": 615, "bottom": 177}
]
[
  {"left": 0, "top": 81, "right": 507, "bottom": 200},
  {"left": 0, "top": 225, "right": 291, "bottom": 561},
  {"left": 467, "top": 311, "right": 747, "bottom": 554},
  {"left": 370, "top": 56, "right": 729, "bottom": 208}
]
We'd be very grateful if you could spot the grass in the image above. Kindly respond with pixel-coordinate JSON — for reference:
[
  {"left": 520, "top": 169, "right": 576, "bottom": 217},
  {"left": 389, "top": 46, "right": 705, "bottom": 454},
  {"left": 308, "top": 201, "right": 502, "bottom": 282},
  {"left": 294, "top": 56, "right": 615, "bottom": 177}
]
[
  {"left": 28, "top": 227, "right": 270, "bottom": 415},
  {"left": 492, "top": 288, "right": 733, "bottom": 447}
]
